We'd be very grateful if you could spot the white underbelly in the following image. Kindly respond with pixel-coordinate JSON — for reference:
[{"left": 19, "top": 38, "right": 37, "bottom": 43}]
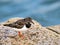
[{"left": 13, "top": 25, "right": 28, "bottom": 31}]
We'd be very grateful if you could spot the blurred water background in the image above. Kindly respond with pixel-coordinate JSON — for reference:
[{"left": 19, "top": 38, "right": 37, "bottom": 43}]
[{"left": 0, "top": 0, "right": 60, "bottom": 26}]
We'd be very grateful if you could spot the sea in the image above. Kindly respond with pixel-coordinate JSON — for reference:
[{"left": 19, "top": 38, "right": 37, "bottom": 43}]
[{"left": 0, "top": 0, "right": 60, "bottom": 26}]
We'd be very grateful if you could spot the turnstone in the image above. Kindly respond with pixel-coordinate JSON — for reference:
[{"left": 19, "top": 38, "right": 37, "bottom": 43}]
[{"left": 3, "top": 17, "right": 34, "bottom": 39}]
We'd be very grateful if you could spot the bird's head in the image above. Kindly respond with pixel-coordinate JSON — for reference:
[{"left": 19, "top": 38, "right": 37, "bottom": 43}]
[{"left": 23, "top": 17, "right": 34, "bottom": 28}]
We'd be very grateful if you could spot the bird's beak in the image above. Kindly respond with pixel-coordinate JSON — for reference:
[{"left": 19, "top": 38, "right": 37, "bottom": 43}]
[{"left": 31, "top": 20, "right": 34, "bottom": 24}]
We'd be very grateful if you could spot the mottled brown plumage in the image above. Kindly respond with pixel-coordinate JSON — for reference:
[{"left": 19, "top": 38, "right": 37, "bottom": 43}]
[{"left": 3, "top": 17, "right": 34, "bottom": 29}]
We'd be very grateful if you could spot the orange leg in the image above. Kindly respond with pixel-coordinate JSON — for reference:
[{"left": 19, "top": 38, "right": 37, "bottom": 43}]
[{"left": 18, "top": 31, "right": 24, "bottom": 40}]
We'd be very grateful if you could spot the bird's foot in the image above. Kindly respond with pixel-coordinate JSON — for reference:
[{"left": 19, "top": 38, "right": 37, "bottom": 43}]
[{"left": 18, "top": 32, "right": 25, "bottom": 40}]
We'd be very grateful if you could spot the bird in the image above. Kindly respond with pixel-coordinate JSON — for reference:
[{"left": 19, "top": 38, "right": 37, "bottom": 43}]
[{"left": 3, "top": 17, "right": 34, "bottom": 39}]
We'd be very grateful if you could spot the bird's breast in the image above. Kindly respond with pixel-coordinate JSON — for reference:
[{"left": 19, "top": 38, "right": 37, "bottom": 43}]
[{"left": 13, "top": 25, "right": 28, "bottom": 32}]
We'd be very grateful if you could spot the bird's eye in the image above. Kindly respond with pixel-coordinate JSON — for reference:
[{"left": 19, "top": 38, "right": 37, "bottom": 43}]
[{"left": 26, "top": 22, "right": 31, "bottom": 28}]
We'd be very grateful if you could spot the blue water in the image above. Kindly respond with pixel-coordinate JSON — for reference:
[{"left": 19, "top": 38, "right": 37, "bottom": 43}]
[{"left": 0, "top": 0, "right": 60, "bottom": 26}]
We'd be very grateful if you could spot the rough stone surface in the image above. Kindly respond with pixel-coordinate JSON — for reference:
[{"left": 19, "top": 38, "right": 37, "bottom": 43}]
[
  {"left": 46, "top": 25, "right": 60, "bottom": 34},
  {"left": 0, "top": 17, "right": 60, "bottom": 45}
]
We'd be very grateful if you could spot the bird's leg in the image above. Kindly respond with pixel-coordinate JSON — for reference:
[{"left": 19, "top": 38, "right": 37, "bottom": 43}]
[{"left": 18, "top": 31, "right": 24, "bottom": 39}]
